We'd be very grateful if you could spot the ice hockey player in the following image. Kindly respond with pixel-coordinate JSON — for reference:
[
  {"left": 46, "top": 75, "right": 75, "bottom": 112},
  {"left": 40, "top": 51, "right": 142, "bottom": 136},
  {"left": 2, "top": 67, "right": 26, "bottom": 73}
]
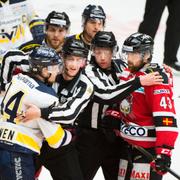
[
  {"left": 0, "top": 46, "right": 71, "bottom": 180},
  {"left": 17, "top": 32, "right": 163, "bottom": 180},
  {"left": 106, "top": 32, "right": 178, "bottom": 180},
  {"left": 71, "top": 4, "right": 106, "bottom": 50},
  {"left": 0, "top": 10, "right": 70, "bottom": 92},
  {"left": 19, "top": 10, "right": 71, "bottom": 53},
  {"left": 75, "top": 31, "right": 164, "bottom": 180}
]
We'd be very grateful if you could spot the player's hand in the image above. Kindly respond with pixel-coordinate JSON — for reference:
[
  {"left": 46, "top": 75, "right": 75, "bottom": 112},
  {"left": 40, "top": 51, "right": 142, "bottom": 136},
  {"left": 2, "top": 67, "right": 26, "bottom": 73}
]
[
  {"left": 150, "top": 148, "right": 171, "bottom": 175},
  {"left": 139, "top": 72, "right": 163, "bottom": 86},
  {"left": 163, "top": 64, "right": 172, "bottom": 74},
  {"left": 16, "top": 103, "right": 41, "bottom": 122}
]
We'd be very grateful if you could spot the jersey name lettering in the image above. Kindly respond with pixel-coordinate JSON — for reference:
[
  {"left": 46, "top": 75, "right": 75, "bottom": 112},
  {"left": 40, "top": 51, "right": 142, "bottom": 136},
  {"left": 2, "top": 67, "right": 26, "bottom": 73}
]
[{"left": 0, "top": 127, "right": 15, "bottom": 141}]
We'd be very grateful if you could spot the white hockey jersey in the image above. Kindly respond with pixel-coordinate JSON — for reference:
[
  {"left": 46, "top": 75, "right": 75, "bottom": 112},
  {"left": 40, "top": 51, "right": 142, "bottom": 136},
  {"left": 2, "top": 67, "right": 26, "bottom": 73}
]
[
  {"left": 0, "top": 0, "right": 37, "bottom": 59},
  {"left": 0, "top": 73, "right": 71, "bottom": 154}
]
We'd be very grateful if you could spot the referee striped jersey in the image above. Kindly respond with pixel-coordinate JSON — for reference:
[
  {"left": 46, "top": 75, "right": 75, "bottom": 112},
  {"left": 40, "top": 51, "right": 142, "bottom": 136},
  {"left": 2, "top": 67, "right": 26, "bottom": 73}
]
[
  {"left": 77, "top": 58, "right": 142, "bottom": 129},
  {"left": 0, "top": 50, "right": 29, "bottom": 90},
  {"left": 0, "top": 40, "right": 47, "bottom": 91},
  {"left": 41, "top": 71, "right": 94, "bottom": 125},
  {"left": 41, "top": 58, "right": 141, "bottom": 129}
]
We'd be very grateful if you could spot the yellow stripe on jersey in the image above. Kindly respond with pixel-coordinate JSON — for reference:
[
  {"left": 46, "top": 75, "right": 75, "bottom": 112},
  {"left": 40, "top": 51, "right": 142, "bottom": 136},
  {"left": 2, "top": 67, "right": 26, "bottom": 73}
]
[
  {"left": 46, "top": 125, "right": 65, "bottom": 147},
  {"left": 16, "top": 133, "right": 40, "bottom": 152},
  {"left": 19, "top": 43, "right": 41, "bottom": 52}
]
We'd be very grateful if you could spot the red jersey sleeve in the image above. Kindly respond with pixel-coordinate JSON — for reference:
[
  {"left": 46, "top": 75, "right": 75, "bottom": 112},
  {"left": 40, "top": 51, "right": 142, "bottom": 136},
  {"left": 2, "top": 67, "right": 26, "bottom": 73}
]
[{"left": 145, "top": 82, "right": 178, "bottom": 150}]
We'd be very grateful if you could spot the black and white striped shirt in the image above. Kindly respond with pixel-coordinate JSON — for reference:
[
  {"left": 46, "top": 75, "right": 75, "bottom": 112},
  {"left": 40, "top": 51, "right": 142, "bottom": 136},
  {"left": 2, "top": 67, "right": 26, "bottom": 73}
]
[
  {"left": 43, "top": 58, "right": 141, "bottom": 129},
  {"left": 77, "top": 58, "right": 141, "bottom": 129},
  {"left": 0, "top": 50, "right": 29, "bottom": 90},
  {"left": 41, "top": 71, "right": 94, "bottom": 125}
]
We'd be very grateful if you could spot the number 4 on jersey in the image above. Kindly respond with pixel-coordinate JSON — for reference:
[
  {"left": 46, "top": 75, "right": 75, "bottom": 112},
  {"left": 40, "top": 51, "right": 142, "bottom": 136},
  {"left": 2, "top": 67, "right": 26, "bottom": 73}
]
[{"left": 1, "top": 91, "right": 24, "bottom": 122}]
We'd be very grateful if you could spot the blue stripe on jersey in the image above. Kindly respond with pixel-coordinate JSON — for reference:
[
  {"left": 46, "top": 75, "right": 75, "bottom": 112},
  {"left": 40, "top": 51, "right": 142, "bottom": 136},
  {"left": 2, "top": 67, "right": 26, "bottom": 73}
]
[
  {"left": 34, "top": 79, "right": 57, "bottom": 97},
  {"left": 0, "top": 142, "right": 35, "bottom": 154}
]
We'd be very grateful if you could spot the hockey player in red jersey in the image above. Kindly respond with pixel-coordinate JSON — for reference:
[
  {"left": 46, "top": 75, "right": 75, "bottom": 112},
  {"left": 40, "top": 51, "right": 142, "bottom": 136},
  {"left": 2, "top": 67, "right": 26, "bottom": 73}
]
[{"left": 105, "top": 32, "right": 178, "bottom": 180}]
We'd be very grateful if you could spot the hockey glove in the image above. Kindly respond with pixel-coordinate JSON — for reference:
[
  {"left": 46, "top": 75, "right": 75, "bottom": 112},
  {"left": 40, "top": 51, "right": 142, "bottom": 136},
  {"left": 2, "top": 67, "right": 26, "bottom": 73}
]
[
  {"left": 150, "top": 148, "right": 171, "bottom": 175},
  {"left": 29, "top": 18, "right": 45, "bottom": 43},
  {"left": 100, "top": 109, "right": 121, "bottom": 130}
]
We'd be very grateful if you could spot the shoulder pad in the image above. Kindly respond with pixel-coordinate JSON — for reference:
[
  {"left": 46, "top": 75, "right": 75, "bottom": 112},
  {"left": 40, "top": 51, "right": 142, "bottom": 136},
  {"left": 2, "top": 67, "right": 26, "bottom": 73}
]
[
  {"left": 66, "top": 34, "right": 83, "bottom": 41},
  {"left": 19, "top": 40, "right": 41, "bottom": 53},
  {"left": 75, "top": 34, "right": 81, "bottom": 40},
  {"left": 66, "top": 34, "right": 76, "bottom": 39}
]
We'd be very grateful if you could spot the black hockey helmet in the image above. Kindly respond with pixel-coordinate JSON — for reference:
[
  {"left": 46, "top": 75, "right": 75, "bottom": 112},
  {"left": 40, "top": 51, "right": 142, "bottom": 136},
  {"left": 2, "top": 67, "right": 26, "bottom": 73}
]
[
  {"left": 91, "top": 31, "right": 117, "bottom": 49},
  {"left": 82, "top": 4, "right": 106, "bottom": 25},
  {"left": 62, "top": 37, "right": 89, "bottom": 58},
  {"left": 29, "top": 46, "right": 62, "bottom": 73},
  {"left": 45, "top": 11, "right": 71, "bottom": 30},
  {"left": 122, "top": 32, "right": 154, "bottom": 54}
]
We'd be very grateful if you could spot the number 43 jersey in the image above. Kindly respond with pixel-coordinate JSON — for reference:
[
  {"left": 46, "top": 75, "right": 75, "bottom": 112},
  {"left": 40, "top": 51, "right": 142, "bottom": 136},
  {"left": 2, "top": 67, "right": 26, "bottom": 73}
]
[
  {"left": 118, "top": 66, "right": 178, "bottom": 149},
  {"left": 0, "top": 73, "right": 71, "bottom": 154}
]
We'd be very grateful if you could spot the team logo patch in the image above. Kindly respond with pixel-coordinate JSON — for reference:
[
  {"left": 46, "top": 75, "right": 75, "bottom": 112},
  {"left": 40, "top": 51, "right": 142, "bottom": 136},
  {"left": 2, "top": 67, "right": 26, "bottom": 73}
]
[{"left": 120, "top": 96, "right": 132, "bottom": 115}]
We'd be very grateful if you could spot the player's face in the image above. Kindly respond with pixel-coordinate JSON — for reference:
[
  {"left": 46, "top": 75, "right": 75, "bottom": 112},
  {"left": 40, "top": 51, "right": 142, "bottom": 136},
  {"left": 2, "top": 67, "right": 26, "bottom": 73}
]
[
  {"left": 63, "top": 55, "right": 85, "bottom": 80},
  {"left": 93, "top": 47, "right": 113, "bottom": 69},
  {"left": 46, "top": 25, "right": 67, "bottom": 50},
  {"left": 83, "top": 19, "right": 104, "bottom": 41},
  {"left": 127, "top": 52, "right": 145, "bottom": 73}
]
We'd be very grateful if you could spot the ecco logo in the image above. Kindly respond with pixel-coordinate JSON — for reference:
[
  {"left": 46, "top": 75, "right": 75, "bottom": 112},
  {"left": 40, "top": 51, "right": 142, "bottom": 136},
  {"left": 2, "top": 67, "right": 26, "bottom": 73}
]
[{"left": 120, "top": 123, "right": 148, "bottom": 137}]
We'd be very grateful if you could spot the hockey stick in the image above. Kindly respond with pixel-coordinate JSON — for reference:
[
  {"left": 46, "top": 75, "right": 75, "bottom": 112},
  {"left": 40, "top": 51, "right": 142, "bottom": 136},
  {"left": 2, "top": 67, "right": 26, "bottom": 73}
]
[{"left": 134, "top": 145, "right": 180, "bottom": 180}]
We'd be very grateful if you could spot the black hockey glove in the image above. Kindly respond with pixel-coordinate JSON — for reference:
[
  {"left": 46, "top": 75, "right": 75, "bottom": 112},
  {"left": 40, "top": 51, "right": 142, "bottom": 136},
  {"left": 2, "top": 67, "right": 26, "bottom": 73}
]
[
  {"left": 99, "top": 109, "right": 121, "bottom": 142},
  {"left": 100, "top": 109, "right": 121, "bottom": 130},
  {"left": 155, "top": 154, "right": 171, "bottom": 173},
  {"left": 150, "top": 148, "right": 172, "bottom": 175}
]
